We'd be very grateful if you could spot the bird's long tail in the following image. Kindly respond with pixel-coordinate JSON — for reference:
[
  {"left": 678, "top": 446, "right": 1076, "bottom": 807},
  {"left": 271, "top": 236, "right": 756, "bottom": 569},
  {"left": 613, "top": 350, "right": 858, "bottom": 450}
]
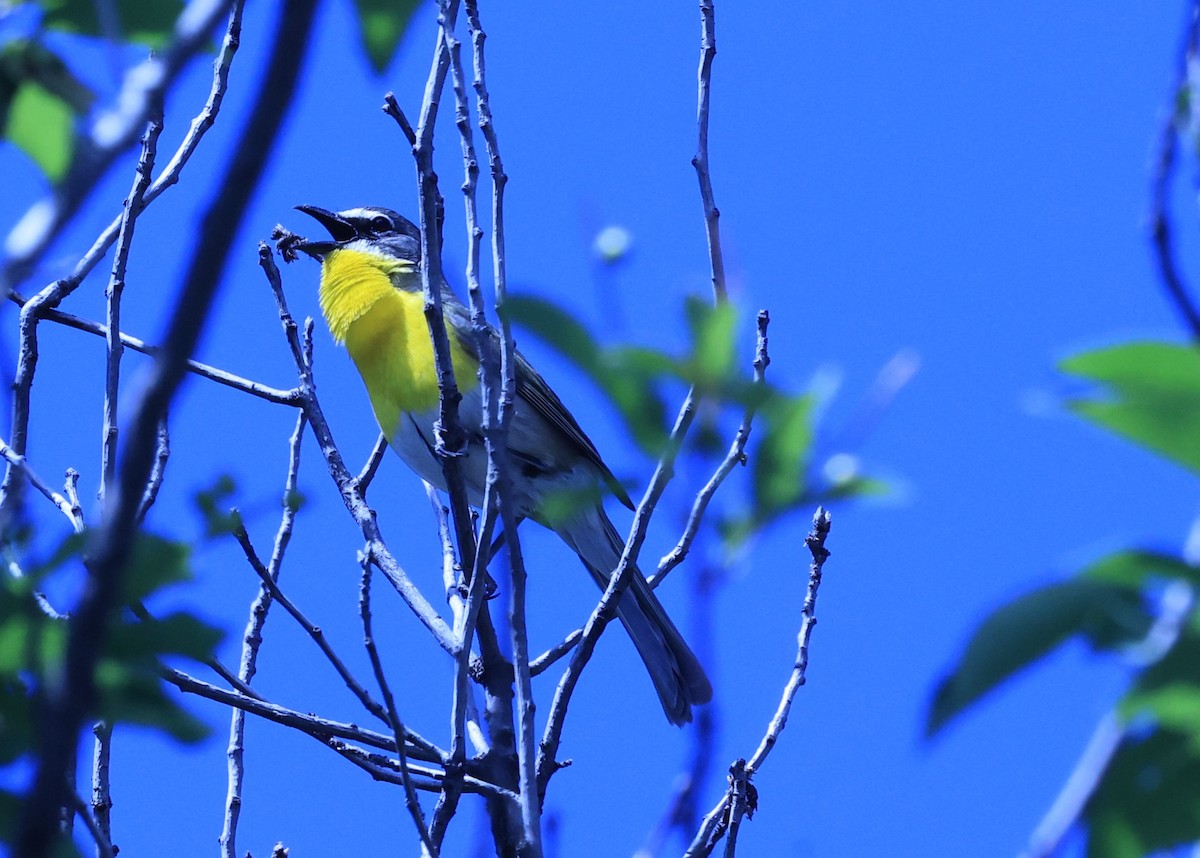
[{"left": 555, "top": 505, "right": 713, "bottom": 725}]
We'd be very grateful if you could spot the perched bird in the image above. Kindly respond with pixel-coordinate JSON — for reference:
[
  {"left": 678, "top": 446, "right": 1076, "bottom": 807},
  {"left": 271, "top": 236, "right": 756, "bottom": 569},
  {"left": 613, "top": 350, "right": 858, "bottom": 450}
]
[{"left": 286, "top": 205, "right": 712, "bottom": 725}]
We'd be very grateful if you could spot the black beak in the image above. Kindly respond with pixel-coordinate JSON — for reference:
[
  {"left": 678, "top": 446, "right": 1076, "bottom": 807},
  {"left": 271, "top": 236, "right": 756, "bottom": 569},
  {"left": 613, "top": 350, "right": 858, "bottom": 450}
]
[{"left": 294, "top": 205, "right": 358, "bottom": 258}]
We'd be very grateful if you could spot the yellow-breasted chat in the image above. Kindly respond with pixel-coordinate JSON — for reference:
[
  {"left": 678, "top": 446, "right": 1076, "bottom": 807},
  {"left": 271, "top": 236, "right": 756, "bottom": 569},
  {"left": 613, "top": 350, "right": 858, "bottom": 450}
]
[{"left": 287, "top": 204, "right": 712, "bottom": 725}]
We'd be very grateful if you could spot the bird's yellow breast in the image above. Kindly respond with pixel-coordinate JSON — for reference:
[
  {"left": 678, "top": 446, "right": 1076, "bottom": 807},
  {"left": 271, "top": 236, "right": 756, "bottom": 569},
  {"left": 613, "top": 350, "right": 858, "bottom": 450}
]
[{"left": 318, "top": 248, "right": 478, "bottom": 434}]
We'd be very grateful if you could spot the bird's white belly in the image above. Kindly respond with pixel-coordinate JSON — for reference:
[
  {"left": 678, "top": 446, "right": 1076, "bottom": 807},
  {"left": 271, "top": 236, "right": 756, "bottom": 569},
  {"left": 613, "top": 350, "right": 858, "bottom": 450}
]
[{"left": 386, "top": 389, "right": 489, "bottom": 508}]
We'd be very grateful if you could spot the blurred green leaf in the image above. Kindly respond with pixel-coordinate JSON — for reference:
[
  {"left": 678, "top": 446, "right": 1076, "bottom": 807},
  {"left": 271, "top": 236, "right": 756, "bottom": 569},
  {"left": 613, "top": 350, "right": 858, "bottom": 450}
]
[
  {"left": 284, "top": 488, "right": 306, "bottom": 513},
  {"left": 39, "top": 0, "right": 184, "bottom": 49},
  {"left": 1127, "top": 615, "right": 1200, "bottom": 710},
  {"left": 1081, "top": 550, "right": 1200, "bottom": 589},
  {"left": 1084, "top": 728, "right": 1200, "bottom": 858},
  {"left": 927, "top": 577, "right": 1152, "bottom": 736},
  {"left": 684, "top": 296, "right": 737, "bottom": 387},
  {"left": 0, "top": 787, "right": 19, "bottom": 845},
  {"left": 122, "top": 534, "right": 191, "bottom": 603},
  {"left": 352, "top": 0, "right": 420, "bottom": 73},
  {"left": 505, "top": 294, "right": 602, "bottom": 370},
  {"left": 0, "top": 676, "right": 34, "bottom": 764},
  {"left": 6, "top": 82, "right": 74, "bottom": 181},
  {"left": 0, "top": 39, "right": 93, "bottom": 123},
  {"left": 95, "top": 660, "right": 209, "bottom": 742},
  {"left": 1122, "top": 683, "right": 1200, "bottom": 748},
  {"left": 194, "top": 474, "right": 238, "bottom": 537},
  {"left": 753, "top": 393, "right": 813, "bottom": 518},
  {"left": 107, "top": 610, "right": 222, "bottom": 662},
  {"left": 1063, "top": 342, "right": 1200, "bottom": 474},
  {"left": 600, "top": 346, "right": 673, "bottom": 453}
]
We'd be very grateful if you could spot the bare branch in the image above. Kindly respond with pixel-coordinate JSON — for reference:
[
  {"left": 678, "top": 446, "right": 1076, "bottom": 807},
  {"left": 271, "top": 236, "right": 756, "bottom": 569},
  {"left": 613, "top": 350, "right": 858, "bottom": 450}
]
[
  {"left": 685, "top": 509, "right": 832, "bottom": 857},
  {"left": 353, "top": 433, "right": 390, "bottom": 496},
  {"left": 692, "top": 0, "right": 727, "bottom": 303},
  {"left": 71, "top": 791, "right": 114, "bottom": 858},
  {"left": 359, "top": 555, "right": 439, "bottom": 857},
  {"left": 90, "top": 722, "right": 113, "bottom": 857},
  {"left": 383, "top": 92, "right": 418, "bottom": 148},
  {"left": 101, "top": 109, "right": 163, "bottom": 505},
  {"left": 231, "top": 518, "right": 389, "bottom": 726},
  {"left": 1150, "top": 0, "right": 1200, "bottom": 339},
  {"left": 134, "top": 419, "right": 170, "bottom": 526},
  {"left": 221, "top": 410, "right": 306, "bottom": 858},
  {"left": 536, "top": 389, "right": 698, "bottom": 795},
  {"left": 529, "top": 630, "right": 582, "bottom": 676},
  {"left": 0, "top": 439, "right": 84, "bottom": 533},
  {"left": 164, "top": 668, "right": 443, "bottom": 764},
  {"left": 23, "top": 304, "right": 299, "bottom": 405}
]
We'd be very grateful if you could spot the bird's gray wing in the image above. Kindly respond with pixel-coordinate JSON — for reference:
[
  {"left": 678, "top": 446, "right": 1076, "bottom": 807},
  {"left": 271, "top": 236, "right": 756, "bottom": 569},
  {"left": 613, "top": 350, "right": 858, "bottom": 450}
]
[{"left": 443, "top": 290, "right": 634, "bottom": 511}]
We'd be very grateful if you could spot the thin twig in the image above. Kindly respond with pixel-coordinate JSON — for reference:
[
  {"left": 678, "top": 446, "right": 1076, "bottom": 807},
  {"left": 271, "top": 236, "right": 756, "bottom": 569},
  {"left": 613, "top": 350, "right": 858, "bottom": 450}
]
[
  {"left": 231, "top": 518, "right": 390, "bottom": 727},
  {"left": 220, "top": 410, "right": 306, "bottom": 858},
  {"left": 90, "top": 722, "right": 113, "bottom": 857},
  {"left": 692, "top": 0, "right": 727, "bottom": 304},
  {"left": 529, "top": 630, "right": 582, "bottom": 676},
  {"left": 0, "top": 439, "right": 83, "bottom": 532},
  {"left": 71, "top": 791, "right": 114, "bottom": 858},
  {"left": 353, "top": 433, "right": 390, "bottom": 497},
  {"left": 684, "top": 509, "right": 832, "bottom": 857},
  {"left": 653, "top": 311, "right": 770, "bottom": 587},
  {"left": 1150, "top": 0, "right": 1200, "bottom": 339},
  {"left": 134, "top": 419, "right": 170, "bottom": 525},
  {"left": 101, "top": 109, "right": 163, "bottom": 503},
  {"left": 164, "top": 668, "right": 443, "bottom": 763},
  {"left": 536, "top": 389, "right": 698, "bottom": 796},
  {"left": 29, "top": 303, "right": 299, "bottom": 404},
  {"left": 359, "top": 555, "right": 439, "bottom": 857}
]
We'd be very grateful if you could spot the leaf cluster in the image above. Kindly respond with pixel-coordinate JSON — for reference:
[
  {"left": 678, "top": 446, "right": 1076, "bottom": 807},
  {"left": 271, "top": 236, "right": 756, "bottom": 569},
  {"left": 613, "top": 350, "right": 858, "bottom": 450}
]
[
  {"left": 506, "top": 294, "right": 879, "bottom": 546},
  {"left": 0, "top": 0, "right": 418, "bottom": 182},
  {"left": 929, "top": 341, "right": 1200, "bottom": 857},
  {"left": 0, "top": 531, "right": 221, "bottom": 849}
]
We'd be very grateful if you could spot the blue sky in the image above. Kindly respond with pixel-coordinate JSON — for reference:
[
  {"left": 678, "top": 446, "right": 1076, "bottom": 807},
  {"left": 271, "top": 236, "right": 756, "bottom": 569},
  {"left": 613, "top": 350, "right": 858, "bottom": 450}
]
[{"left": 3, "top": 1, "right": 1197, "bottom": 855}]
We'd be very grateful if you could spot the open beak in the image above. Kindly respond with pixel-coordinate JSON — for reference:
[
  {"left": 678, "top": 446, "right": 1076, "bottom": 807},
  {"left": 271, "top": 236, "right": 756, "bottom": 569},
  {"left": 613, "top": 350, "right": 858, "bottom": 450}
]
[{"left": 294, "top": 205, "right": 358, "bottom": 258}]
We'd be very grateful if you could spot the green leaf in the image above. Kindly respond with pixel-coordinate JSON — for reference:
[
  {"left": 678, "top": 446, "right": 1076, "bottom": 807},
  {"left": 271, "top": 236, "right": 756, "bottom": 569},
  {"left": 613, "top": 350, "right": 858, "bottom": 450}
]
[
  {"left": 599, "top": 346, "right": 674, "bottom": 453},
  {"left": 352, "top": 0, "right": 420, "bottom": 73},
  {"left": 752, "top": 393, "right": 813, "bottom": 518},
  {"left": 107, "top": 611, "right": 222, "bottom": 662},
  {"left": 1081, "top": 550, "right": 1200, "bottom": 589},
  {"left": 683, "top": 297, "right": 737, "bottom": 387},
  {"left": 122, "top": 534, "right": 192, "bottom": 602},
  {"left": 0, "top": 676, "right": 35, "bottom": 764},
  {"left": 95, "top": 661, "right": 209, "bottom": 742},
  {"left": 0, "top": 788, "right": 20, "bottom": 845},
  {"left": 0, "top": 39, "right": 94, "bottom": 126},
  {"left": 1127, "top": 616, "right": 1200, "bottom": 710},
  {"left": 194, "top": 474, "right": 239, "bottom": 537},
  {"left": 39, "top": 0, "right": 185, "bottom": 49},
  {"left": 1084, "top": 728, "right": 1200, "bottom": 858},
  {"left": 5, "top": 81, "right": 74, "bottom": 181},
  {"left": 1062, "top": 341, "right": 1200, "bottom": 474},
  {"left": 1121, "top": 683, "right": 1200, "bottom": 747},
  {"left": 504, "top": 294, "right": 602, "bottom": 371},
  {"left": 927, "top": 578, "right": 1152, "bottom": 736}
]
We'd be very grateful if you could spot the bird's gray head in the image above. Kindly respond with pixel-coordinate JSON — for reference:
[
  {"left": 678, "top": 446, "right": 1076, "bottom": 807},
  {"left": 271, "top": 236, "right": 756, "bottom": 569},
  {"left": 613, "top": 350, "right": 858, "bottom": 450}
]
[{"left": 294, "top": 205, "right": 422, "bottom": 263}]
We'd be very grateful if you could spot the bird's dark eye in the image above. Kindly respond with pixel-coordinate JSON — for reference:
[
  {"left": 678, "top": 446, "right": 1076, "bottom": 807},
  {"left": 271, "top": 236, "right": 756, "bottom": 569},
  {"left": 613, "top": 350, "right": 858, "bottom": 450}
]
[{"left": 370, "top": 215, "right": 392, "bottom": 232}]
